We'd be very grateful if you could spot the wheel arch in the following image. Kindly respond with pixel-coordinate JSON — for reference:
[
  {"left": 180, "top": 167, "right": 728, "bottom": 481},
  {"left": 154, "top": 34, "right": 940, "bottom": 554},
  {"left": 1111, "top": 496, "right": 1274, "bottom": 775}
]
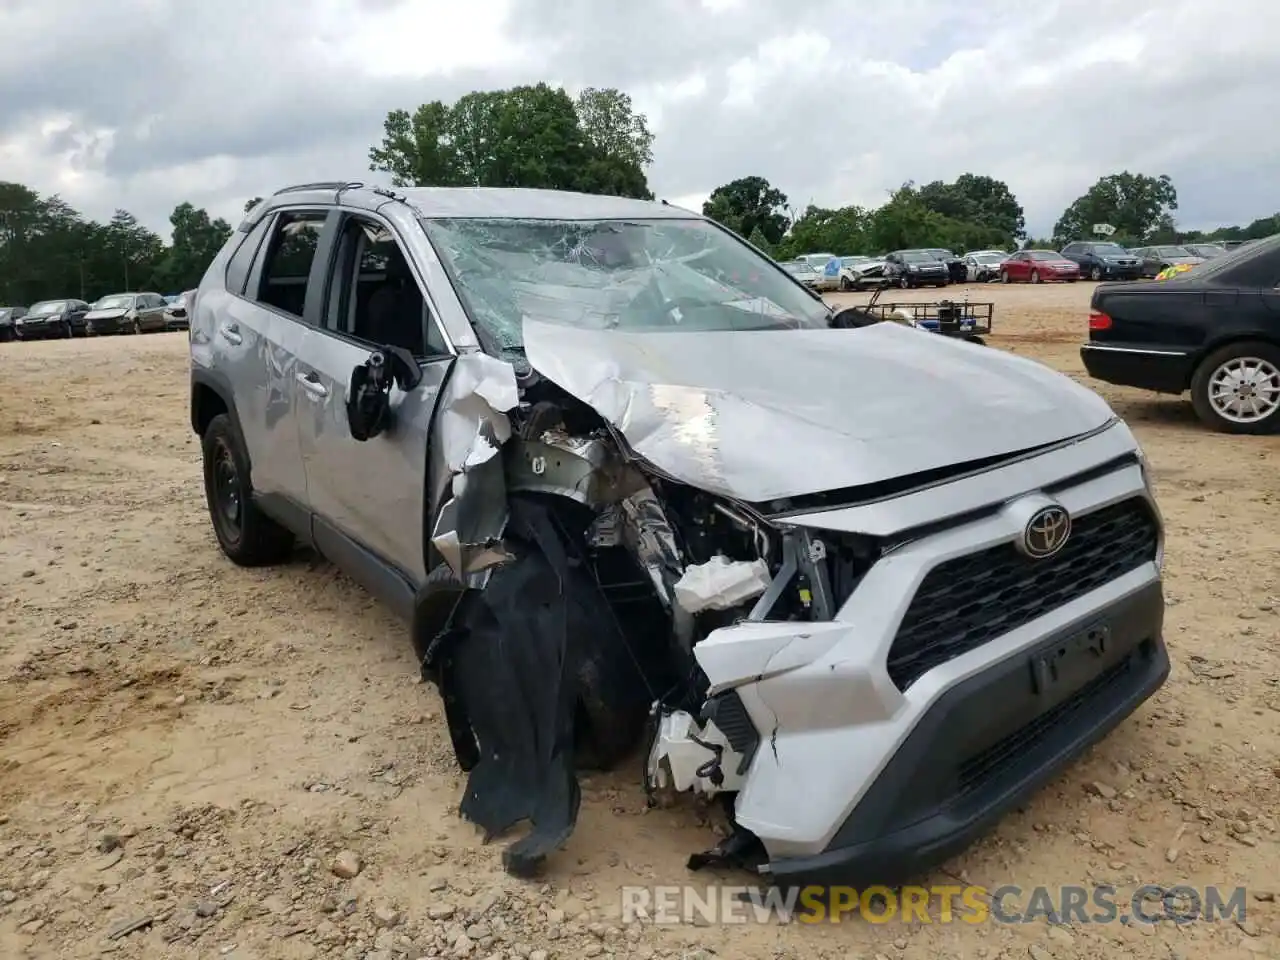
[
  {"left": 190, "top": 367, "right": 245, "bottom": 443},
  {"left": 1190, "top": 330, "right": 1280, "bottom": 383}
]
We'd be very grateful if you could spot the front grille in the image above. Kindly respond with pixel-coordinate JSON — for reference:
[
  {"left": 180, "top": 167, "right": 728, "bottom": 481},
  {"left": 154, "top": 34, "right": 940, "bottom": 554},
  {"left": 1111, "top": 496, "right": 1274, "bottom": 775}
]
[{"left": 886, "top": 497, "right": 1158, "bottom": 690}]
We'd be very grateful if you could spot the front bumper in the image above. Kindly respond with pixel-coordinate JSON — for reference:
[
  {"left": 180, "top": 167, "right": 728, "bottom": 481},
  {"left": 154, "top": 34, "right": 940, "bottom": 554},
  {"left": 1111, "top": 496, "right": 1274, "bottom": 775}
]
[
  {"left": 13, "top": 318, "right": 57, "bottom": 338},
  {"left": 1095, "top": 263, "right": 1142, "bottom": 280},
  {"left": 765, "top": 580, "right": 1167, "bottom": 887},
  {"left": 686, "top": 428, "right": 1165, "bottom": 884},
  {"left": 1080, "top": 342, "right": 1194, "bottom": 394}
]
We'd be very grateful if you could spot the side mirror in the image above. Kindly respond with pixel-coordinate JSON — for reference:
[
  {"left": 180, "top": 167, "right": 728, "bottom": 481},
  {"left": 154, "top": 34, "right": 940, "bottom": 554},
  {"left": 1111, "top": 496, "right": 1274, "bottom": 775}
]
[{"left": 345, "top": 345, "right": 423, "bottom": 442}]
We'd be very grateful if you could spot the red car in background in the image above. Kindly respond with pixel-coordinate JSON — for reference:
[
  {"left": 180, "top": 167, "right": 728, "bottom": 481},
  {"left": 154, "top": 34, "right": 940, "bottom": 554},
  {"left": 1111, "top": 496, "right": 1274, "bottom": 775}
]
[{"left": 1000, "top": 249, "right": 1081, "bottom": 283}]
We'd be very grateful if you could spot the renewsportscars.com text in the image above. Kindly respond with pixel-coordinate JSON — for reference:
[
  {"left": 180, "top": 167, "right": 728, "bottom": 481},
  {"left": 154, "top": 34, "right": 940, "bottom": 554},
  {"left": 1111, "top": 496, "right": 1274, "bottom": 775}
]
[{"left": 620, "top": 884, "right": 1248, "bottom": 926}]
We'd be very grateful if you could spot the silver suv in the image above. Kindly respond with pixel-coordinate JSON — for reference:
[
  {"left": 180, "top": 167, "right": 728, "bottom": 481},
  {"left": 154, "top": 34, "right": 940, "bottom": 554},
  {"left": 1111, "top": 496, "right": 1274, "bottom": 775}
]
[{"left": 189, "top": 182, "right": 1169, "bottom": 883}]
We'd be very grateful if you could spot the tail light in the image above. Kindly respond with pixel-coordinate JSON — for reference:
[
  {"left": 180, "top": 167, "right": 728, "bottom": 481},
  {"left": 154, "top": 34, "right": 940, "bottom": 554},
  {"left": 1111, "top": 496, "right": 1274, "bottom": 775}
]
[{"left": 1088, "top": 310, "right": 1112, "bottom": 331}]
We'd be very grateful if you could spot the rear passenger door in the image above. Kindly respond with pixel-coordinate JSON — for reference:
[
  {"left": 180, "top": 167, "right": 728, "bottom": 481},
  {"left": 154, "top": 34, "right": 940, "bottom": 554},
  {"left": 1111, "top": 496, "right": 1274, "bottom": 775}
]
[
  {"left": 138, "top": 294, "right": 166, "bottom": 330},
  {"left": 216, "top": 207, "right": 334, "bottom": 516},
  {"left": 294, "top": 210, "right": 455, "bottom": 607}
]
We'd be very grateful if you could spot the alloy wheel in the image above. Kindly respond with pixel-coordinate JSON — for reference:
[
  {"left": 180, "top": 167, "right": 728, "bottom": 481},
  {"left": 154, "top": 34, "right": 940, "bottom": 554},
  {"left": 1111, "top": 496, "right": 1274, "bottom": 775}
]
[{"left": 1207, "top": 357, "right": 1280, "bottom": 424}]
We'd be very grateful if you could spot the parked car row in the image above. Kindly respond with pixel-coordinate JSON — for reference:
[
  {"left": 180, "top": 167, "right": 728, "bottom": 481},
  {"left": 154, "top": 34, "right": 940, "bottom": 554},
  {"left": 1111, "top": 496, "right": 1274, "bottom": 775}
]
[
  {"left": 779, "top": 239, "right": 1238, "bottom": 292},
  {"left": 0, "top": 292, "right": 192, "bottom": 341}
]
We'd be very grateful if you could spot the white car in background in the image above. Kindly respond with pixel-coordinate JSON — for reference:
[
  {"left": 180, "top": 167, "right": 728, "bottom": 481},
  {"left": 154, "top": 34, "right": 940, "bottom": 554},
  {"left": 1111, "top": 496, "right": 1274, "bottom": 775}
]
[
  {"left": 780, "top": 259, "right": 823, "bottom": 290},
  {"left": 963, "top": 251, "right": 1009, "bottom": 282},
  {"left": 797, "top": 253, "right": 842, "bottom": 291}
]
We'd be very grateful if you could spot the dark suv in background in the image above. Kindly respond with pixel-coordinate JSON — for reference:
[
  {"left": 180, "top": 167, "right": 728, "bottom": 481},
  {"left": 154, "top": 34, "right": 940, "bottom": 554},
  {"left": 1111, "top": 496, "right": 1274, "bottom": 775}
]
[
  {"left": 884, "top": 250, "right": 950, "bottom": 287},
  {"left": 1059, "top": 241, "right": 1143, "bottom": 281}
]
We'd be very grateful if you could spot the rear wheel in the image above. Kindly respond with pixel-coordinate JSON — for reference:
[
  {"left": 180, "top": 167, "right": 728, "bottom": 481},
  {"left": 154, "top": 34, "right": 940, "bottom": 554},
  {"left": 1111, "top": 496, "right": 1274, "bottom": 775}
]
[
  {"left": 1190, "top": 341, "right": 1280, "bottom": 434},
  {"left": 201, "top": 413, "right": 294, "bottom": 564}
]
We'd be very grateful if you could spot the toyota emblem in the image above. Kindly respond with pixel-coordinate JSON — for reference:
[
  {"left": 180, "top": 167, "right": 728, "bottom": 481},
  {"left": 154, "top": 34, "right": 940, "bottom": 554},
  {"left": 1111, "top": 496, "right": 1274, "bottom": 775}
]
[{"left": 1020, "top": 505, "right": 1071, "bottom": 559}]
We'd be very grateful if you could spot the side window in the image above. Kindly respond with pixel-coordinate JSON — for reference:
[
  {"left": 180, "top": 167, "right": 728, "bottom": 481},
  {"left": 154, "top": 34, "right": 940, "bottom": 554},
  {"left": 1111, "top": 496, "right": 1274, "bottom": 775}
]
[
  {"left": 252, "top": 212, "right": 327, "bottom": 319},
  {"left": 323, "top": 215, "right": 446, "bottom": 357},
  {"left": 225, "top": 216, "right": 273, "bottom": 296}
]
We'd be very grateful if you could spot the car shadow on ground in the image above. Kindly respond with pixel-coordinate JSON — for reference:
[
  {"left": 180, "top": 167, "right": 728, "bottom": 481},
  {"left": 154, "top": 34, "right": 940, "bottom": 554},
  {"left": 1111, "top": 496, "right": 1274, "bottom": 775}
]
[{"left": 1105, "top": 394, "right": 1200, "bottom": 429}]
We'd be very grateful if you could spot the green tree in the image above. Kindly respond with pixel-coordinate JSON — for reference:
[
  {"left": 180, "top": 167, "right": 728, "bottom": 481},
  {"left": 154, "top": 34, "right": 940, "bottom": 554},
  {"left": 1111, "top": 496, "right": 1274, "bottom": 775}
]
[
  {"left": 575, "top": 87, "right": 654, "bottom": 170},
  {"left": 701, "top": 176, "right": 790, "bottom": 245},
  {"left": 368, "top": 84, "right": 652, "bottom": 199},
  {"left": 776, "top": 204, "right": 868, "bottom": 260},
  {"left": 154, "top": 202, "right": 232, "bottom": 292},
  {"left": 1053, "top": 172, "right": 1178, "bottom": 246},
  {"left": 918, "top": 174, "right": 1025, "bottom": 241}
]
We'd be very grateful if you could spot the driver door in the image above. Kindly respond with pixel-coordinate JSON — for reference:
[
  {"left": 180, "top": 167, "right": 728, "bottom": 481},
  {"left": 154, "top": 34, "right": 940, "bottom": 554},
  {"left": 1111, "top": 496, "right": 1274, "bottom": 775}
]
[{"left": 294, "top": 211, "right": 455, "bottom": 612}]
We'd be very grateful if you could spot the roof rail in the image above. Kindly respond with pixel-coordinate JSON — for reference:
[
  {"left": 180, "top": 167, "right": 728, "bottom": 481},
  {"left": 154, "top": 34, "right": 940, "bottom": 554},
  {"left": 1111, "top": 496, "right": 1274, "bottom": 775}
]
[{"left": 272, "top": 181, "right": 365, "bottom": 196}]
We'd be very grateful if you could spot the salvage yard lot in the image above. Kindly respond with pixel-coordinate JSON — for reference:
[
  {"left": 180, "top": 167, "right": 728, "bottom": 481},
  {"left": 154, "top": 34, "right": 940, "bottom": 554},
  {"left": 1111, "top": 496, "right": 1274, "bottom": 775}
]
[{"left": 1, "top": 282, "right": 1278, "bottom": 960}]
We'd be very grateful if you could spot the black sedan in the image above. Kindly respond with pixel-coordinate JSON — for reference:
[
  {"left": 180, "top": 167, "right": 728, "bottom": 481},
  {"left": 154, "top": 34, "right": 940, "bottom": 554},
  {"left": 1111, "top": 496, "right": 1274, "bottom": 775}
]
[
  {"left": 12, "top": 299, "right": 91, "bottom": 339},
  {"left": 1080, "top": 234, "right": 1280, "bottom": 433}
]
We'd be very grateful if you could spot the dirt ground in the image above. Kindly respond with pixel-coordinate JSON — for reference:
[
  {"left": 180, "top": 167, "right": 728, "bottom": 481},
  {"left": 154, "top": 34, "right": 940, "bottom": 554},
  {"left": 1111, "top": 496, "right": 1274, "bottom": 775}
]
[{"left": 1, "top": 281, "right": 1278, "bottom": 960}]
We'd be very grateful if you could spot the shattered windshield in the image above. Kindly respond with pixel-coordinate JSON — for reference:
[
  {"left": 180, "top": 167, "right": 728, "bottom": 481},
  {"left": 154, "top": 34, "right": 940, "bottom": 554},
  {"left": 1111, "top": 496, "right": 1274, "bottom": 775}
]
[{"left": 421, "top": 217, "right": 831, "bottom": 357}]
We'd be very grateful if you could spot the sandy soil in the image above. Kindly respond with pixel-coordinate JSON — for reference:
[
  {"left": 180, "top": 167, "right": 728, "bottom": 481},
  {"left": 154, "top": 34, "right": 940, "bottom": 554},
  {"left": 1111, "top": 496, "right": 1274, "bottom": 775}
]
[{"left": 1, "top": 282, "right": 1278, "bottom": 960}]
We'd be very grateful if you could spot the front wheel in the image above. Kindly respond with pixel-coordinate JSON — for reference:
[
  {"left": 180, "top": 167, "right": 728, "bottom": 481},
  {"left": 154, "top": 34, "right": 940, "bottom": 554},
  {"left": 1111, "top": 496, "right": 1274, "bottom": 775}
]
[
  {"left": 201, "top": 413, "right": 295, "bottom": 564},
  {"left": 63, "top": 321, "right": 73, "bottom": 338},
  {"left": 1190, "top": 342, "right": 1280, "bottom": 434},
  {"left": 133, "top": 319, "right": 142, "bottom": 335},
  {"left": 1089, "top": 265, "right": 1103, "bottom": 281},
  {"left": 1031, "top": 270, "right": 1041, "bottom": 284},
  {"left": 898, "top": 276, "right": 911, "bottom": 289},
  {"left": 1000, "top": 270, "right": 1010, "bottom": 284}
]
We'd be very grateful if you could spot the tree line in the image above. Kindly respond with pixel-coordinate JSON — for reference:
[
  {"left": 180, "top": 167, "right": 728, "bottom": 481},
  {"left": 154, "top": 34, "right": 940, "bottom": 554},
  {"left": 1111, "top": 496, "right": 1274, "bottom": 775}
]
[
  {"left": 3, "top": 81, "right": 1277, "bottom": 306},
  {"left": 0, "top": 181, "right": 233, "bottom": 307}
]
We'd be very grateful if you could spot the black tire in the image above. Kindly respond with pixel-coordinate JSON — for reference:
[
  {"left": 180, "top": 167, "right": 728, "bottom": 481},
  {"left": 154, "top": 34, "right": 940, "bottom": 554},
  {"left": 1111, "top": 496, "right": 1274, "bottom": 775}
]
[
  {"left": 1031, "top": 270, "right": 1041, "bottom": 284},
  {"left": 1189, "top": 341, "right": 1280, "bottom": 435},
  {"left": 63, "top": 321, "right": 73, "bottom": 338},
  {"left": 935, "top": 282, "right": 949, "bottom": 288},
  {"left": 1089, "top": 265, "right": 1103, "bottom": 281},
  {"left": 839, "top": 276, "right": 852, "bottom": 291},
  {"left": 897, "top": 275, "right": 910, "bottom": 289},
  {"left": 1000, "top": 270, "right": 1010, "bottom": 284},
  {"left": 132, "top": 319, "right": 142, "bottom": 335},
  {"left": 201, "top": 413, "right": 294, "bottom": 565}
]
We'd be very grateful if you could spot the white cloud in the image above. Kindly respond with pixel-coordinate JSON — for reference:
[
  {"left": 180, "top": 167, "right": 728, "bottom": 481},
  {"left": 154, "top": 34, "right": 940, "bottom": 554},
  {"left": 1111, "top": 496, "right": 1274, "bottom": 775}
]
[{"left": 1, "top": 0, "right": 1278, "bottom": 241}]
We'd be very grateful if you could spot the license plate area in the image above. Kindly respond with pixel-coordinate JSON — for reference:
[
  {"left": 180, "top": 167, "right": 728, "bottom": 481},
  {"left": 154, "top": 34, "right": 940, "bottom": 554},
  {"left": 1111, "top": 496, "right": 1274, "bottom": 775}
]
[{"left": 1030, "top": 621, "right": 1110, "bottom": 702}]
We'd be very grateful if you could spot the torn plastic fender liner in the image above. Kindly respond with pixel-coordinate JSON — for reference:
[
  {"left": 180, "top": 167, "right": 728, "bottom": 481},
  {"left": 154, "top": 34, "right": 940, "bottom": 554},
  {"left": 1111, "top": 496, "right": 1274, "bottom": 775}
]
[{"left": 423, "top": 495, "right": 647, "bottom": 877}]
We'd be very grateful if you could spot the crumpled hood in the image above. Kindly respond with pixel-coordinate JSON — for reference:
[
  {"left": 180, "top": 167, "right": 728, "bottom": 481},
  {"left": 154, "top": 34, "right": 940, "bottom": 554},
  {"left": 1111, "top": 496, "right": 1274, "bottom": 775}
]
[
  {"left": 521, "top": 317, "right": 1115, "bottom": 503},
  {"left": 85, "top": 308, "right": 128, "bottom": 320}
]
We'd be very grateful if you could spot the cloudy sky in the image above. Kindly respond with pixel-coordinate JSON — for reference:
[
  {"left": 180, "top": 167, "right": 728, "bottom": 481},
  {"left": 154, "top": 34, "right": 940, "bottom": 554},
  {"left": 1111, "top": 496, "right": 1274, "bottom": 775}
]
[{"left": 1, "top": 0, "right": 1276, "bottom": 240}]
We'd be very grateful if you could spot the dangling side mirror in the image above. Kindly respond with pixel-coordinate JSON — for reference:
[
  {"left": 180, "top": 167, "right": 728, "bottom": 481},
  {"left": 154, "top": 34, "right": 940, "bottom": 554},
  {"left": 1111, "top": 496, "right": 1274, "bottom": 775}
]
[{"left": 346, "top": 345, "right": 423, "bottom": 442}]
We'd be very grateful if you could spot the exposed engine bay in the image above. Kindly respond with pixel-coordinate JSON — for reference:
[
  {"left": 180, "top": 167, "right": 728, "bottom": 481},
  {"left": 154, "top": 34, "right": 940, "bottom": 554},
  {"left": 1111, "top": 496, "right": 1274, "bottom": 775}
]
[{"left": 415, "top": 365, "right": 870, "bottom": 878}]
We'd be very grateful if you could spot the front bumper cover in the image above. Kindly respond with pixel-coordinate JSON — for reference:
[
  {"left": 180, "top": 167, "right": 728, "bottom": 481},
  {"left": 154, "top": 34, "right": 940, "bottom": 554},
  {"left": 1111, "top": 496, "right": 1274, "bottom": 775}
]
[{"left": 763, "top": 578, "right": 1167, "bottom": 888}]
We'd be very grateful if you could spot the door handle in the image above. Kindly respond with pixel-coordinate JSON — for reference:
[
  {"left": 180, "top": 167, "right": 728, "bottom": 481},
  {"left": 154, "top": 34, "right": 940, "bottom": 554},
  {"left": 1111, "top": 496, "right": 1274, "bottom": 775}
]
[
  {"left": 219, "top": 323, "right": 242, "bottom": 345},
  {"left": 296, "top": 371, "right": 329, "bottom": 399}
]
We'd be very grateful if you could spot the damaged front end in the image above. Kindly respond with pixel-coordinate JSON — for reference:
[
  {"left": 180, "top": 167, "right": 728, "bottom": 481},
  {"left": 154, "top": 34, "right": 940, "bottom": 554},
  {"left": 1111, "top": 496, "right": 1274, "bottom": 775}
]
[{"left": 415, "top": 354, "right": 854, "bottom": 878}]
